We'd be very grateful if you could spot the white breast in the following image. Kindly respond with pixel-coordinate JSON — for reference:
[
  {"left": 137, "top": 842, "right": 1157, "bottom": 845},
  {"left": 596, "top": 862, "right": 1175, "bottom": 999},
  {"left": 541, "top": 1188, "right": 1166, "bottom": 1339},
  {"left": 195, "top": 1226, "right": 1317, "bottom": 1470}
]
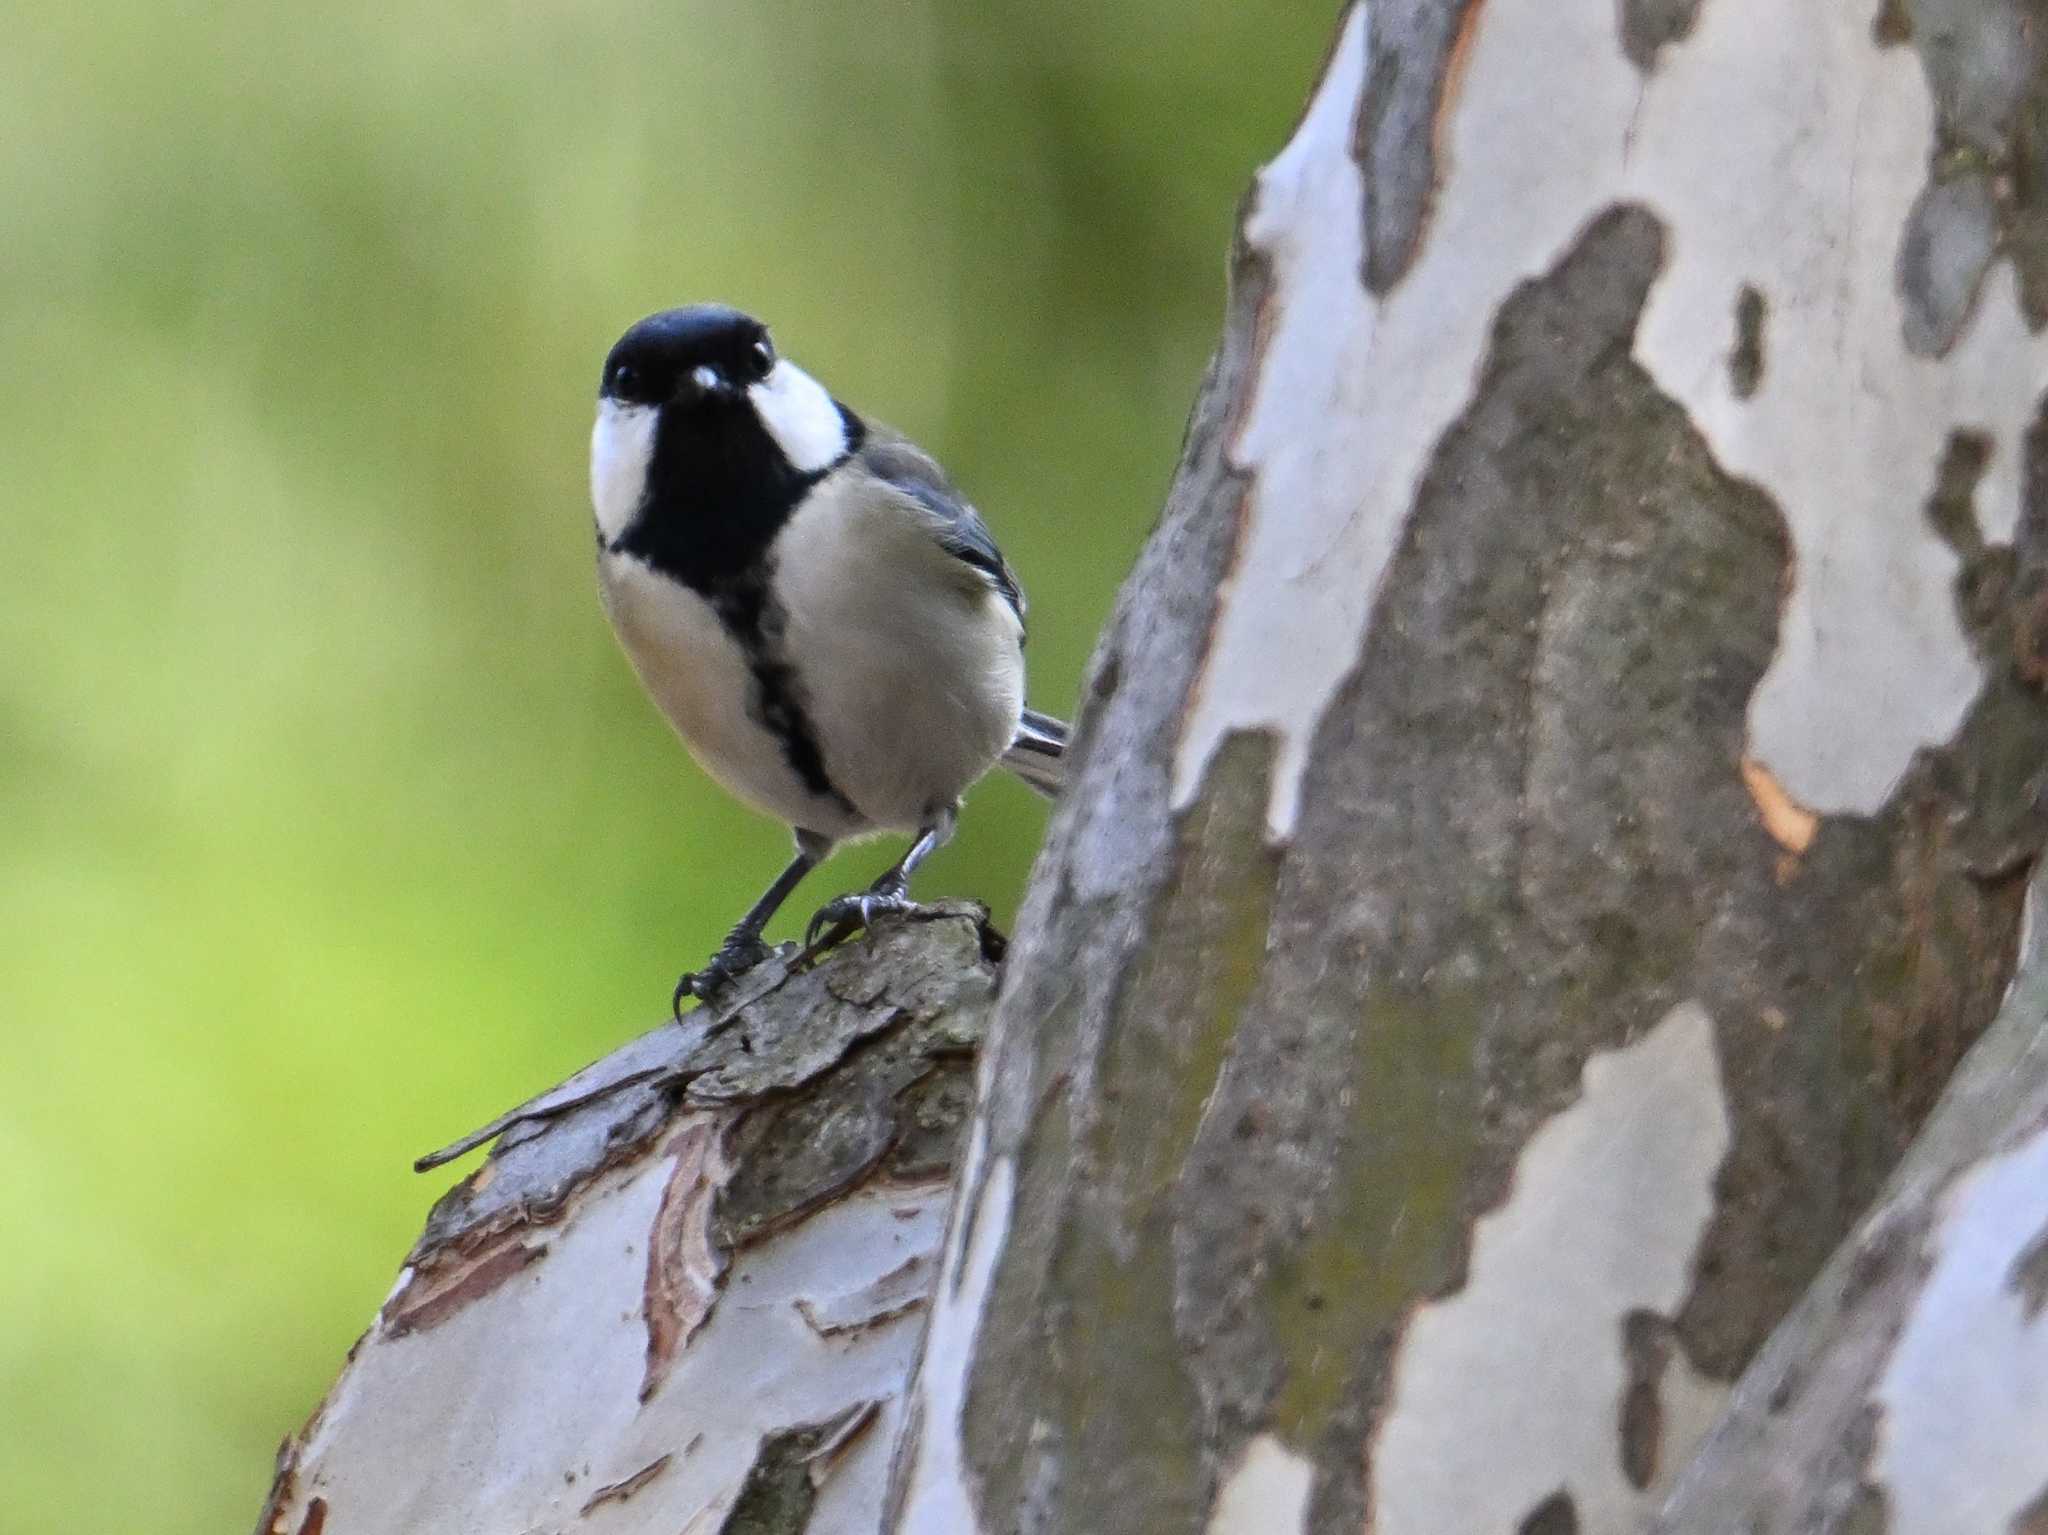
[{"left": 597, "top": 551, "right": 869, "bottom": 839}]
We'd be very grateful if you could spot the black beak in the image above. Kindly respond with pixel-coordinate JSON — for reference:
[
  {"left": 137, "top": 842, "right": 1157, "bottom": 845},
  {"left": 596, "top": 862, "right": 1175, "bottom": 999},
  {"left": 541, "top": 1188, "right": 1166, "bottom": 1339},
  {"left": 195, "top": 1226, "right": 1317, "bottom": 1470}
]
[{"left": 681, "top": 365, "right": 737, "bottom": 403}]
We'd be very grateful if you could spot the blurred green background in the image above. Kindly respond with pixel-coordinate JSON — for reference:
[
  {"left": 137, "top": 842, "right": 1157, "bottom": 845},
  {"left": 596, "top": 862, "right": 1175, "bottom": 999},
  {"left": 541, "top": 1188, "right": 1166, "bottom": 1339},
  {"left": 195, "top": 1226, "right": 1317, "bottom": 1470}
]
[{"left": 0, "top": 1, "right": 1330, "bottom": 1527}]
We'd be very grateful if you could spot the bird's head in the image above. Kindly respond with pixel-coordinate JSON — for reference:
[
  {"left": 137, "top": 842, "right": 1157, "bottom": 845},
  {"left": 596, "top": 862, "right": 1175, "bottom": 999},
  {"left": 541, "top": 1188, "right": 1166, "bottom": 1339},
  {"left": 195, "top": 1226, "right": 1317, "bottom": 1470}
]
[{"left": 591, "top": 304, "right": 856, "bottom": 546}]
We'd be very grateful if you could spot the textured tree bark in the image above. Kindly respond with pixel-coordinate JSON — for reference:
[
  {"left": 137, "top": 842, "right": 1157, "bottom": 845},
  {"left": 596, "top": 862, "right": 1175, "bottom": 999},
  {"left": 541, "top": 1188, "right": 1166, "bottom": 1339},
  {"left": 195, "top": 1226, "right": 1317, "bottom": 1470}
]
[
  {"left": 1651, "top": 937, "right": 2048, "bottom": 1535},
  {"left": 255, "top": 915, "right": 998, "bottom": 1535},
  {"left": 884, "top": 3, "right": 2048, "bottom": 1533},
  {"left": 259, "top": 4, "right": 2048, "bottom": 1531}
]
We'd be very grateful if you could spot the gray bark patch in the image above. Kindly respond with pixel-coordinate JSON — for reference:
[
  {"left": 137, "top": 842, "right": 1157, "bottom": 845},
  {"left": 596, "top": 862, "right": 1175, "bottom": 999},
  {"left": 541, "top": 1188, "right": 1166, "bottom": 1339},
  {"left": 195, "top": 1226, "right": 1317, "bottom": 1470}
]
[
  {"left": 964, "top": 731, "right": 1282, "bottom": 1534},
  {"left": 1730, "top": 284, "right": 1767, "bottom": 399},
  {"left": 1898, "top": 174, "right": 2001, "bottom": 357},
  {"left": 1519, "top": 1490, "right": 1581, "bottom": 1535},
  {"left": 1619, "top": 0, "right": 1706, "bottom": 70},
  {"left": 1894, "top": 0, "right": 2048, "bottom": 332},
  {"left": 954, "top": 223, "right": 1282, "bottom": 1534},
  {"left": 1620, "top": 1310, "right": 1677, "bottom": 1488},
  {"left": 2007, "top": 1217, "right": 2048, "bottom": 1318},
  {"left": 1925, "top": 429, "right": 1994, "bottom": 560},
  {"left": 2013, "top": 1479, "right": 2048, "bottom": 1535},
  {"left": 1841, "top": 1481, "right": 1892, "bottom": 1535},
  {"left": 718, "top": 1403, "right": 878, "bottom": 1535},
  {"left": 711, "top": 918, "right": 996, "bottom": 1250},
  {"left": 1923, "top": 430, "right": 2024, "bottom": 666},
  {"left": 1354, "top": 0, "right": 1483, "bottom": 293}
]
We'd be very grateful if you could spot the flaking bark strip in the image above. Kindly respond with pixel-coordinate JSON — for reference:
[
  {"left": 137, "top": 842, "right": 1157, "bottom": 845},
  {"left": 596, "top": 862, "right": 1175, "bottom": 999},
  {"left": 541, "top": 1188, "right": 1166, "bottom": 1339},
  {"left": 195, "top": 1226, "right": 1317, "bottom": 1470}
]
[
  {"left": 385, "top": 1236, "right": 546, "bottom": 1337},
  {"left": 577, "top": 1453, "right": 672, "bottom": 1516},
  {"left": 408, "top": 916, "right": 994, "bottom": 1307},
  {"left": 947, "top": 207, "right": 1283, "bottom": 1532},
  {"left": 794, "top": 1252, "right": 936, "bottom": 1338},
  {"left": 642, "top": 1118, "right": 727, "bottom": 1400},
  {"left": 413, "top": 1079, "right": 675, "bottom": 1262}
]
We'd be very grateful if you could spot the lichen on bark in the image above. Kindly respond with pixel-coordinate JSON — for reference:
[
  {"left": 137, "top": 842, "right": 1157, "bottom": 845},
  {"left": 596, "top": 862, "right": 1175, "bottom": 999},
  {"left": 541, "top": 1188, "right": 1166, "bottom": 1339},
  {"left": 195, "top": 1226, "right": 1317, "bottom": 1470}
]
[{"left": 950, "top": 194, "right": 2048, "bottom": 1535}]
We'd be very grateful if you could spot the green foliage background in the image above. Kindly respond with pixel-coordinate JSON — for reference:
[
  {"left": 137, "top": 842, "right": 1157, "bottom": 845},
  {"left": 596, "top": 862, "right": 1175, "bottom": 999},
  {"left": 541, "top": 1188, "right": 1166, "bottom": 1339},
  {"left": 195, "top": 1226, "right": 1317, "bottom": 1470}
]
[{"left": 0, "top": 2, "right": 1330, "bottom": 1526}]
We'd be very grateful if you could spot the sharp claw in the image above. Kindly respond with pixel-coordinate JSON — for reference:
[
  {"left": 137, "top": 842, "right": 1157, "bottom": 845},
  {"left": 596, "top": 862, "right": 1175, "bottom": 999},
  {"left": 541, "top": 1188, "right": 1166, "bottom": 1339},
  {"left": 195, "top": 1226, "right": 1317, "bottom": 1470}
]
[
  {"left": 673, "top": 938, "right": 773, "bottom": 1017},
  {"left": 801, "top": 886, "right": 927, "bottom": 959},
  {"left": 804, "top": 909, "right": 832, "bottom": 949}
]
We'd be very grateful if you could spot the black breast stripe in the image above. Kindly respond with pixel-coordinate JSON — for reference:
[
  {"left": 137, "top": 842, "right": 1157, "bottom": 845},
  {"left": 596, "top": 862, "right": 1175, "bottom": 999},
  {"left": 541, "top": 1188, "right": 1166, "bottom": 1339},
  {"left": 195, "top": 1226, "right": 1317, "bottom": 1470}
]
[
  {"left": 710, "top": 570, "right": 860, "bottom": 821},
  {"left": 612, "top": 398, "right": 867, "bottom": 822}
]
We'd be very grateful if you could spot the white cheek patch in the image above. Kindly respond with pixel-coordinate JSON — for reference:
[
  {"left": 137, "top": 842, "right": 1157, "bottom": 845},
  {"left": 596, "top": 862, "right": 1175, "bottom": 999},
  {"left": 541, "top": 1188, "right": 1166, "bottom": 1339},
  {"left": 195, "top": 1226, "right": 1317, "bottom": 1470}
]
[
  {"left": 590, "top": 399, "right": 659, "bottom": 544},
  {"left": 749, "top": 360, "right": 849, "bottom": 475}
]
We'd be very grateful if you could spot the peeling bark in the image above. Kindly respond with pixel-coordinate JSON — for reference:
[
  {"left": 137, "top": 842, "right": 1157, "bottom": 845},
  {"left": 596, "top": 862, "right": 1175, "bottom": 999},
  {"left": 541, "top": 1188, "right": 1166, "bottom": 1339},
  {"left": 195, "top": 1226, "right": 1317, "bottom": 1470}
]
[
  {"left": 1652, "top": 935, "right": 2048, "bottom": 1535},
  {"left": 253, "top": 915, "right": 995, "bottom": 1535},
  {"left": 887, "top": 3, "right": 2048, "bottom": 1532}
]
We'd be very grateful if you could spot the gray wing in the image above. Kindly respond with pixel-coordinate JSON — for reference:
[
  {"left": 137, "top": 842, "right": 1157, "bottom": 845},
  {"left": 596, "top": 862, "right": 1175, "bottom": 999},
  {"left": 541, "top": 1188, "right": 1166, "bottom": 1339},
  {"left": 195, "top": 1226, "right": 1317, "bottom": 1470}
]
[{"left": 859, "top": 434, "right": 1026, "bottom": 628}]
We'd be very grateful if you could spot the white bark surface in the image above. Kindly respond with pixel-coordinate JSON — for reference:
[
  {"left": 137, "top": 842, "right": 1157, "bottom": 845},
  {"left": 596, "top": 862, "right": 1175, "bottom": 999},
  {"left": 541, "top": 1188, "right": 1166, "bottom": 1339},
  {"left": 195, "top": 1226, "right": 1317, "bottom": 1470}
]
[
  {"left": 256, "top": 917, "right": 995, "bottom": 1535},
  {"left": 1182, "top": 0, "right": 2048, "bottom": 830},
  {"left": 1372, "top": 1004, "right": 1732, "bottom": 1534}
]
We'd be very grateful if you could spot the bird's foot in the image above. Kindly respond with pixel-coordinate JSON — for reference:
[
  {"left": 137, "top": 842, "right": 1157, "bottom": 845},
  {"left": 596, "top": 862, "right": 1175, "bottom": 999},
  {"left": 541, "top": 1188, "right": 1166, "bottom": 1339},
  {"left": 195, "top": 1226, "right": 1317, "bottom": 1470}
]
[
  {"left": 672, "top": 936, "right": 774, "bottom": 1020},
  {"left": 802, "top": 881, "right": 933, "bottom": 953}
]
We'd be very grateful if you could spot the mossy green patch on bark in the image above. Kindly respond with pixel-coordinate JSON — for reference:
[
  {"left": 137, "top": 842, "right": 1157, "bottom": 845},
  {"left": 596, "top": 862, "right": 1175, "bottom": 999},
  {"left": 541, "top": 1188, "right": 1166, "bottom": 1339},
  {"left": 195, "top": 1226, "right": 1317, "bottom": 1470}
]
[
  {"left": 1266, "top": 985, "right": 1481, "bottom": 1444},
  {"left": 962, "top": 732, "right": 1281, "bottom": 1534}
]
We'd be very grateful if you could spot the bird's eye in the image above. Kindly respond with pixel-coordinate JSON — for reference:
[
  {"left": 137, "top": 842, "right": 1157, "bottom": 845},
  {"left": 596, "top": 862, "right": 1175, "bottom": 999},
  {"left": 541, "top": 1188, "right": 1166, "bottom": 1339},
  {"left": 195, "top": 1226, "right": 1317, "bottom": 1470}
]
[
  {"left": 750, "top": 337, "right": 775, "bottom": 378},
  {"left": 612, "top": 364, "right": 638, "bottom": 397}
]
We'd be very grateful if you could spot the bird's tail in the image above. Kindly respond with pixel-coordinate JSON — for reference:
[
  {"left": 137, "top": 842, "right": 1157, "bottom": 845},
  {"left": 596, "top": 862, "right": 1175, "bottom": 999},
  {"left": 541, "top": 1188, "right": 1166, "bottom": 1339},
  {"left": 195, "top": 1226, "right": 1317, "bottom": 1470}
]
[{"left": 1002, "top": 707, "right": 1069, "bottom": 797}]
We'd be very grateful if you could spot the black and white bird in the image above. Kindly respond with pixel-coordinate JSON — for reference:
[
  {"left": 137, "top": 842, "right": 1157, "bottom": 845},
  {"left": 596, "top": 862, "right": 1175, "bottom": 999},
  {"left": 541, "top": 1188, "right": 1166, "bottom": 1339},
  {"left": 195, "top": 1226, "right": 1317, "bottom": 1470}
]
[{"left": 589, "top": 304, "right": 1067, "bottom": 1012}]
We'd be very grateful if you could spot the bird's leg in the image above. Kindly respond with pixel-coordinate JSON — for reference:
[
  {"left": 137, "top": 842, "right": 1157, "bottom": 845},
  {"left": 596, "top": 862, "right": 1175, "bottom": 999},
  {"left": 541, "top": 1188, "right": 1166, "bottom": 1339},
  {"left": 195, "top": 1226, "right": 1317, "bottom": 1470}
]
[
  {"left": 674, "top": 829, "right": 830, "bottom": 1016},
  {"left": 804, "top": 809, "right": 956, "bottom": 950}
]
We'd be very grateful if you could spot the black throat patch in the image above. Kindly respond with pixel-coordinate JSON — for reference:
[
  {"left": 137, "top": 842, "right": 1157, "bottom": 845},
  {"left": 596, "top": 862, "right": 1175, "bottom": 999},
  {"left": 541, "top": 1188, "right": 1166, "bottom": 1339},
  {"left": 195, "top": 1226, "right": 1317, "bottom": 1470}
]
[{"left": 610, "top": 398, "right": 866, "bottom": 821}]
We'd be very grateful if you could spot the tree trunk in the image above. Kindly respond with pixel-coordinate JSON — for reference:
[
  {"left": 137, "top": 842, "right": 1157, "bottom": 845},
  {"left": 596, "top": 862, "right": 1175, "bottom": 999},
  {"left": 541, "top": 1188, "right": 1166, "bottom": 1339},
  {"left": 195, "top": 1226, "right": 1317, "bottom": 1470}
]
[
  {"left": 884, "top": 3, "right": 2048, "bottom": 1532},
  {"left": 260, "top": 3, "right": 2048, "bottom": 1532}
]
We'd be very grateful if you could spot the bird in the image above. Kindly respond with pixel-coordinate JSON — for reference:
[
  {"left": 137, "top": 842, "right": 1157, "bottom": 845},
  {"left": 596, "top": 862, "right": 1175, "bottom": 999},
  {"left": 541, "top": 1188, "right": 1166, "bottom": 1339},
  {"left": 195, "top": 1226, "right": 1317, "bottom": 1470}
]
[{"left": 588, "top": 303, "right": 1068, "bottom": 1015}]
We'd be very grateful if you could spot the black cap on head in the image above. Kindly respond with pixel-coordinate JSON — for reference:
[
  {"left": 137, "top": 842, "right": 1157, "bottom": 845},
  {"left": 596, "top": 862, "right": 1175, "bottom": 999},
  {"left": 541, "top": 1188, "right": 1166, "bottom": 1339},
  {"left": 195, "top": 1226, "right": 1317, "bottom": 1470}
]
[{"left": 600, "top": 305, "right": 778, "bottom": 406}]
